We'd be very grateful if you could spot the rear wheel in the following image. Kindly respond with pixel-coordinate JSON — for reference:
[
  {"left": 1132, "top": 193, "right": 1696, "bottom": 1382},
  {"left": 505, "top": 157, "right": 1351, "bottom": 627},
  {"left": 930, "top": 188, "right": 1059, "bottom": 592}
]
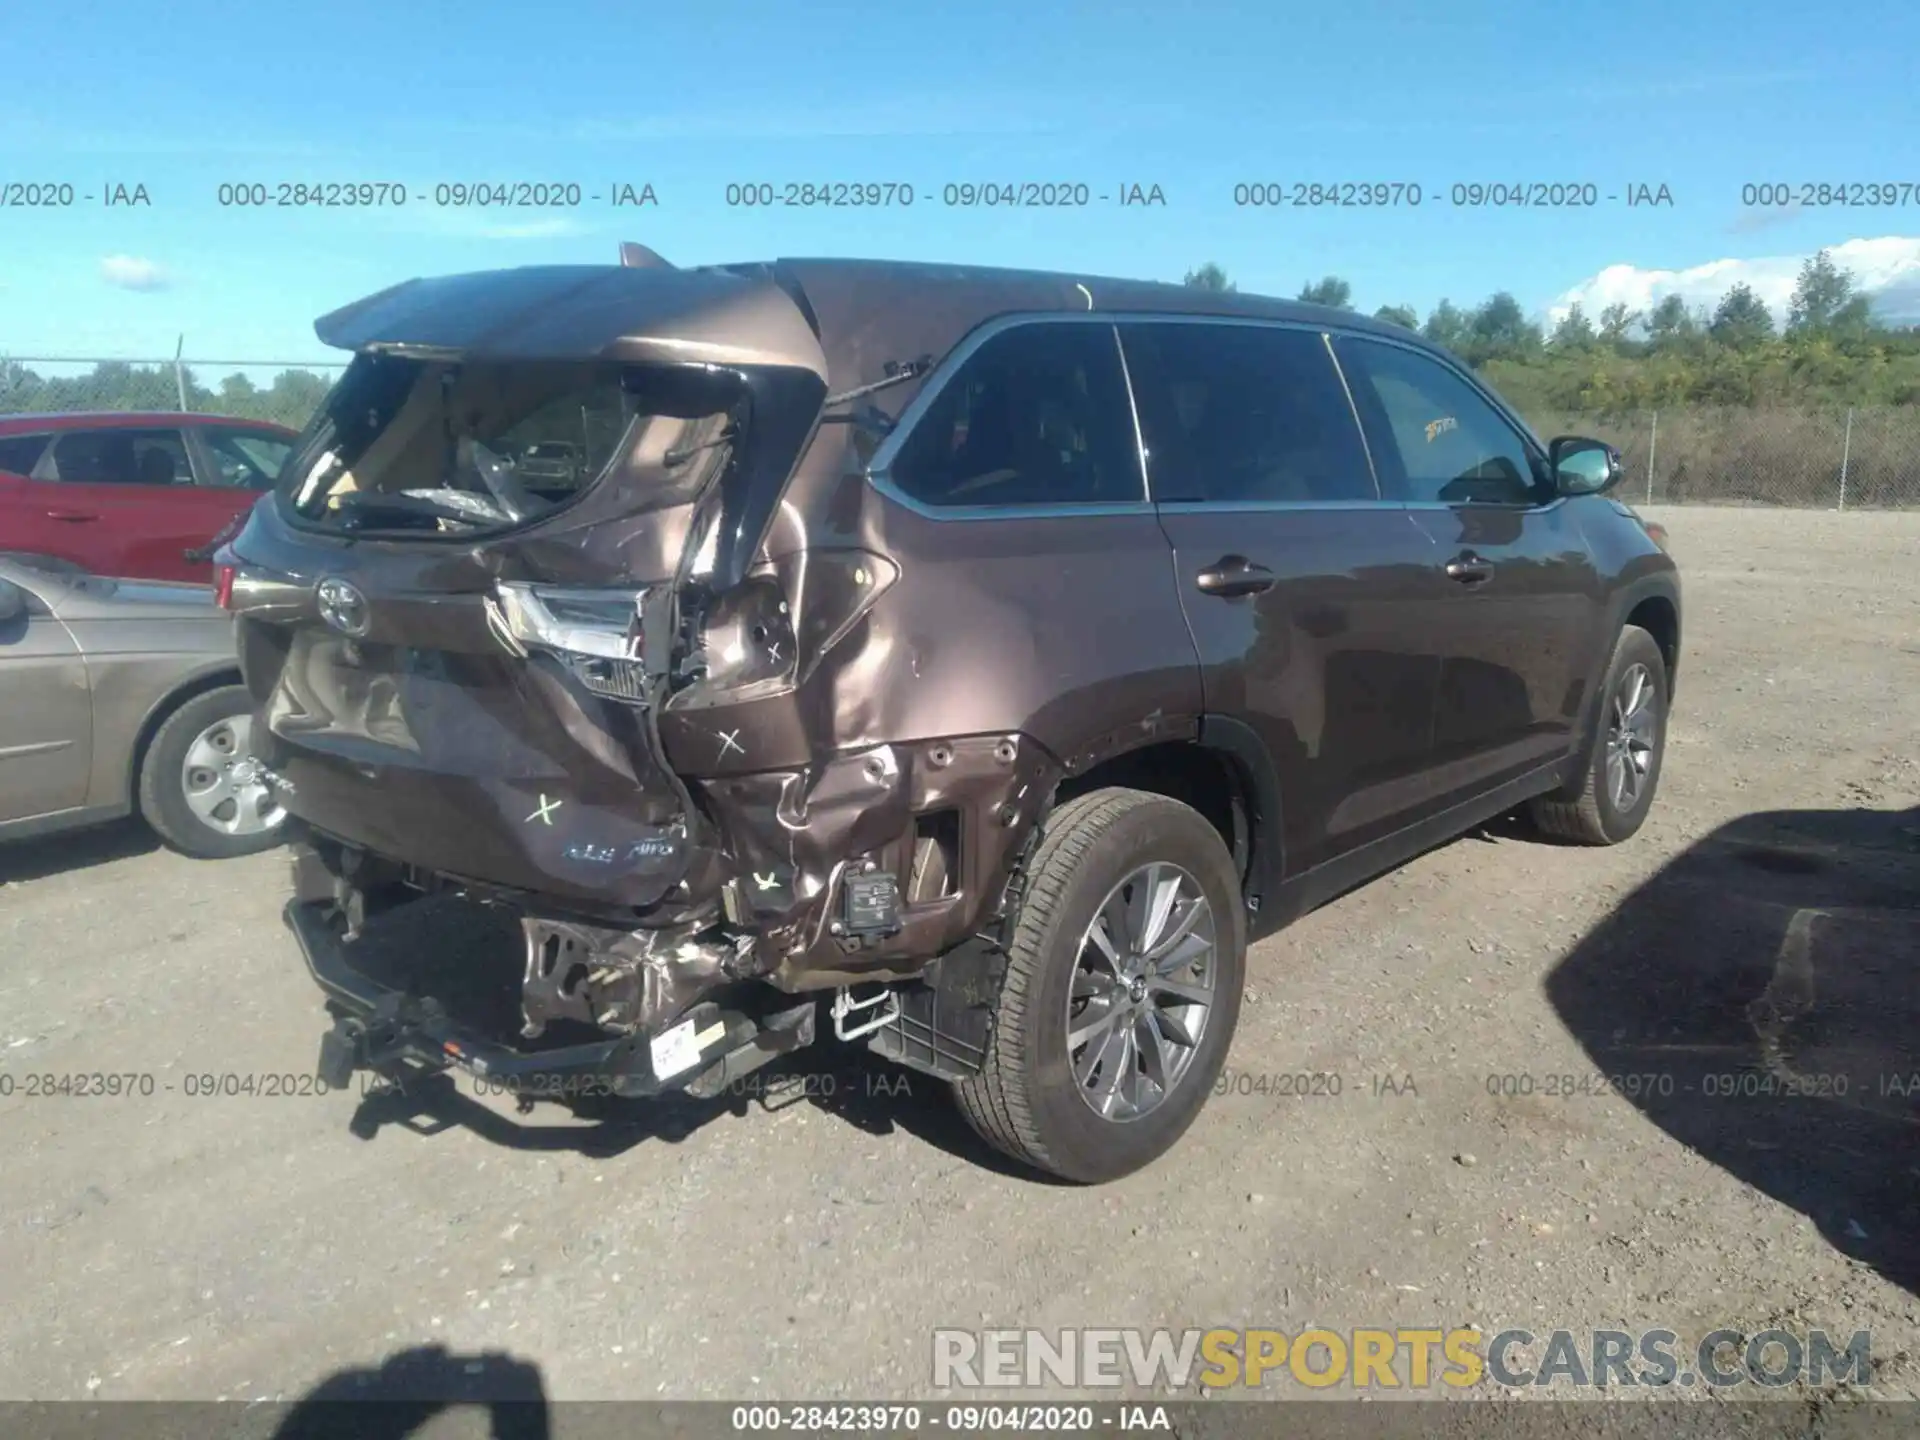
[
  {"left": 953, "top": 788, "right": 1246, "bottom": 1183},
  {"left": 138, "top": 685, "right": 287, "bottom": 859},
  {"left": 1529, "top": 624, "right": 1669, "bottom": 845}
]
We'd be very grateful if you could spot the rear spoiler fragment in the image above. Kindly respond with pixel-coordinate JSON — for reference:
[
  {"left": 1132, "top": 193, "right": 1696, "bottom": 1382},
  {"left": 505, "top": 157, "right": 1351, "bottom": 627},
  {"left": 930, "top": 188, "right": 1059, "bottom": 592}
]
[{"left": 619, "top": 242, "right": 675, "bottom": 270}]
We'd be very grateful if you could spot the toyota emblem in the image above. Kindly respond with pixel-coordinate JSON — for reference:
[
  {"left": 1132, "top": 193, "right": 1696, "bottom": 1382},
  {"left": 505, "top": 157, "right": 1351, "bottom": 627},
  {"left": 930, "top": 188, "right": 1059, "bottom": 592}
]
[{"left": 316, "top": 577, "right": 370, "bottom": 637}]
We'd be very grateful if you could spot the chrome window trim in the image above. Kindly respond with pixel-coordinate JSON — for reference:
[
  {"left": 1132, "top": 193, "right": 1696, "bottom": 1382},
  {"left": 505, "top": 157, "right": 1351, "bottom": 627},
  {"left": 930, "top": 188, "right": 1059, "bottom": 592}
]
[
  {"left": 1321, "top": 331, "right": 1386, "bottom": 500},
  {"left": 1328, "top": 329, "right": 1550, "bottom": 455},
  {"left": 865, "top": 313, "right": 1149, "bottom": 520},
  {"left": 1109, "top": 324, "right": 1154, "bottom": 504},
  {"left": 1400, "top": 496, "right": 1572, "bottom": 514},
  {"left": 866, "top": 310, "right": 1429, "bottom": 520},
  {"left": 1155, "top": 498, "right": 1404, "bottom": 516},
  {"left": 863, "top": 310, "right": 1567, "bottom": 521},
  {"left": 1113, "top": 318, "right": 1391, "bottom": 509},
  {"left": 860, "top": 494, "right": 1160, "bottom": 522},
  {"left": 1326, "top": 330, "right": 1561, "bottom": 511}
]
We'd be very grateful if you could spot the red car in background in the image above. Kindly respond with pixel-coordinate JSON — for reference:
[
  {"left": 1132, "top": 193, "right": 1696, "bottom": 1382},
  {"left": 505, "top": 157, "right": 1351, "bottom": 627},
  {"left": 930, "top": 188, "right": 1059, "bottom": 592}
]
[{"left": 0, "top": 412, "right": 300, "bottom": 583}]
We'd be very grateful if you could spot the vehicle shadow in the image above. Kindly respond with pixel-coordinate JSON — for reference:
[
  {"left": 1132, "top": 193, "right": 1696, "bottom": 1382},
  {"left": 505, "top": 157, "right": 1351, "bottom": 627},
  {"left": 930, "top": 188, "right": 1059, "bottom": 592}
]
[
  {"left": 1544, "top": 801, "right": 1920, "bottom": 1297},
  {"left": 330, "top": 894, "right": 1065, "bottom": 1181},
  {"left": 344, "top": 1035, "right": 1049, "bottom": 1179},
  {"left": 267, "top": 1343, "right": 551, "bottom": 1439},
  {"left": 0, "top": 817, "right": 158, "bottom": 883}
]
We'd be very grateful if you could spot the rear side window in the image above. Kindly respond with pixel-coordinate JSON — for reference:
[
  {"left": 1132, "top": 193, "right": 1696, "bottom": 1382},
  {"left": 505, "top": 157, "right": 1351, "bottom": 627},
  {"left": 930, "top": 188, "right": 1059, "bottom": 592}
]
[
  {"left": 0, "top": 435, "right": 49, "bottom": 475},
  {"left": 1334, "top": 338, "right": 1543, "bottom": 505},
  {"left": 47, "top": 428, "right": 192, "bottom": 485},
  {"left": 884, "top": 322, "right": 1142, "bottom": 508},
  {"left": 1119, "top": 322, "right": 1378, "bottom": 504}
]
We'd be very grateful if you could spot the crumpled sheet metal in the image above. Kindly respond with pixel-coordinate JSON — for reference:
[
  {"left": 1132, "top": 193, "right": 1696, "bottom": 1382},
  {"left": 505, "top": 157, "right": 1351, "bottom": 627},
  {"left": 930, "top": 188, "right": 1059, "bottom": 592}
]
[{"left": 697, "top": 731, "right": 1062, "bottom": 991}]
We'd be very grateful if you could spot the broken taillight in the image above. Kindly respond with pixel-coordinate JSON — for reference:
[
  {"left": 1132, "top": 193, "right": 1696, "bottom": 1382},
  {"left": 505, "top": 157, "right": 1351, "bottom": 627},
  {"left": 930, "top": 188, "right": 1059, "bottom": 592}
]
[
  {"left": 491, "top": 583, "right": 650, "bottom": 701},
  {"left": 494, "top": 584, "right": 643, "bottom": 658}
]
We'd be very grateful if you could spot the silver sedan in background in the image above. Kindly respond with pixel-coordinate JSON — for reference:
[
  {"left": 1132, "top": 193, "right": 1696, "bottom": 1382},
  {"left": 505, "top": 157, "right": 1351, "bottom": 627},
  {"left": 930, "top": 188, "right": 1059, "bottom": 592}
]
[{"left": 0, "top": 554, "right": 285, "bottom": 859}]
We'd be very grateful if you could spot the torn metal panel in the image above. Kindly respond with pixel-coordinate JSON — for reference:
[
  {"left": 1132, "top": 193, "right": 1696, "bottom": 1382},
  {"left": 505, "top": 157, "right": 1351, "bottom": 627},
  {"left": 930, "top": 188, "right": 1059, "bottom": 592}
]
[
  {"left": 697, "top": 733, "right": 1064, "bottom": 991},
  {"left": 519, "top": 917, "right": 744, "bottom": 1038}
]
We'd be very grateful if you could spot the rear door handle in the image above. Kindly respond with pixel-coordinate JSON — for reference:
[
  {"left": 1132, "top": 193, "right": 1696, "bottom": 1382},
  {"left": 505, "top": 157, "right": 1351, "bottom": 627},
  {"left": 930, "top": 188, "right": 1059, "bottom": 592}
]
[
  {"left": 1195, "top": 555, "right": 1276, "bottom": 598},
  {"left": 1444, "top": 553, "right": 1494, "bottom": 585},
  {"left": 46, "top": 509, "right": 99, "bottom": 523}
]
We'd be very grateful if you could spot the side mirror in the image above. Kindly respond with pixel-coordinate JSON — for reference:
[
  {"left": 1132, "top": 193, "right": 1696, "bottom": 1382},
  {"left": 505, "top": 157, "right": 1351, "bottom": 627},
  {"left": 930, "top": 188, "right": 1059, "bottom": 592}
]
[
  {"left": 0, "top": 579, "right": 24, "bottom": 624},
  {"left": 1549, "top": 436, "right": 1622, "bottom": 496}
]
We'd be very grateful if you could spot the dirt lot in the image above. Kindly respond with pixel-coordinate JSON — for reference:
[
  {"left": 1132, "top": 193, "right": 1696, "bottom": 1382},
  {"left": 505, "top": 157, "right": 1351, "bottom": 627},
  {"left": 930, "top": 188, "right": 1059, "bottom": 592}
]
[{"left": 3, "top": 506, "right": 1918, "bottom": 1410}]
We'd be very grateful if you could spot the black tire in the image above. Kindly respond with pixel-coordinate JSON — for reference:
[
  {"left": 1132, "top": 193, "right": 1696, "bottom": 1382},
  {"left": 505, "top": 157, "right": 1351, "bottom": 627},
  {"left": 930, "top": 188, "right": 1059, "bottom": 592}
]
[
  {"left": 138, "top": 685, "right": 287, "bottom": 860},
  {"left": 1530, "top": 624, "right": 1669, "bottom": 845},
  {"left": 953, "top": 788, "right": 1247, "bottom": 1183}
]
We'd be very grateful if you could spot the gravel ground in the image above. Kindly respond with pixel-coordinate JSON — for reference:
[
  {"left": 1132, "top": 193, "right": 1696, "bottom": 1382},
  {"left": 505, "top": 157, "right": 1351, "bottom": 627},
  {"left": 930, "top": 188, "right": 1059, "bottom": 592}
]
[{"left": 3, "top": 506, "right": 1917, "bottom": 1416}]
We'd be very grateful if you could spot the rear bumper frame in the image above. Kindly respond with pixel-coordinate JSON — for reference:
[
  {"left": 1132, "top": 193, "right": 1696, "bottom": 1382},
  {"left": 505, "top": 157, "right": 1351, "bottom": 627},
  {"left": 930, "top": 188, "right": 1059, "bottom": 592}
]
[{"left": 284, "top": 899, "right": 815, "bottom": 1101}]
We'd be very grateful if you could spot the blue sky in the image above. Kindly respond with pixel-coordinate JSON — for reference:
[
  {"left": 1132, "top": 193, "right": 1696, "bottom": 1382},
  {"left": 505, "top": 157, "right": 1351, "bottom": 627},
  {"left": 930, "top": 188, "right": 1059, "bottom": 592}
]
[{"left": 2, "top": 0, "right": 1918, "bottom": 365}]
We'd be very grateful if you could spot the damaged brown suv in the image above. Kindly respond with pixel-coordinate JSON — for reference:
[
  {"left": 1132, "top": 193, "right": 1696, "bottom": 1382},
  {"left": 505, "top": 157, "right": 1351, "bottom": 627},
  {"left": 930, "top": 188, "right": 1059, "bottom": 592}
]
[{"left": 218, "top": 246, "right": 1681, "bottom": 1182}]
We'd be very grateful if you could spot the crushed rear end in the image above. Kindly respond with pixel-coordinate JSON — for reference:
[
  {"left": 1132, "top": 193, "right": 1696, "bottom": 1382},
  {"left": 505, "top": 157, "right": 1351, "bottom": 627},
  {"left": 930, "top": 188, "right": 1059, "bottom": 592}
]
[{"left": 219, "top": 255, "right": 937, "bottom": 1100}]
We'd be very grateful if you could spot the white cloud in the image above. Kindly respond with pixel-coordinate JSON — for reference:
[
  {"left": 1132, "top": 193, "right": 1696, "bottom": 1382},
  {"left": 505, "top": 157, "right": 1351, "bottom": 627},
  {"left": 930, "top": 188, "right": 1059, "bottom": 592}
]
[
  {"left": 99, "top": 254, "right": 173, "bottom": 292},
  {"left": 1547, "top": 236, "right": 1920, "bottom": 329}
]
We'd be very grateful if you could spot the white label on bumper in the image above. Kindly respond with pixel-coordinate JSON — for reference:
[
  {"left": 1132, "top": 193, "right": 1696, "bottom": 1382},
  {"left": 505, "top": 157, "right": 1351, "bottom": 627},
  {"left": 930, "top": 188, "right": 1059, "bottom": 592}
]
[{"left": 650, "top": 1018, "right": 704, "bottom": 1079}]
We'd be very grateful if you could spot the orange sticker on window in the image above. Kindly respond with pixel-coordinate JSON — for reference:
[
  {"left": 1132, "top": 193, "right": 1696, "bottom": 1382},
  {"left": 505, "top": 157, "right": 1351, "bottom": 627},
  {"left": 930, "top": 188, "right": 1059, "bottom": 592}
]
[{"left": 1425, "top": 416, "right": 1458, "bottom": 443}]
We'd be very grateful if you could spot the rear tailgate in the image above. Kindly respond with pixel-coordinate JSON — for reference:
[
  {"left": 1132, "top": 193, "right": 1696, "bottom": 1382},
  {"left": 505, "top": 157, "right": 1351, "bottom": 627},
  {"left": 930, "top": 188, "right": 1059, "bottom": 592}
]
[
  {"left": 239, "top": 554, "right": 689, "bottom": 906},
  {"left": 220, "top": 260, "right": 830, "bottom": 910}
]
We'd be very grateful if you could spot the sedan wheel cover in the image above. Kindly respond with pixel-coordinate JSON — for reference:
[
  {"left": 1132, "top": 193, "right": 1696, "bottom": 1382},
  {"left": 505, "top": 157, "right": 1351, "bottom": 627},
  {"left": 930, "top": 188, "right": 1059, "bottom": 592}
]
[
  {"left": 1064, "top": 862, "right": 1217, "bottom": 1123},
  {"left": 180, "top": 713, "right": 285, "bottom": 837}
]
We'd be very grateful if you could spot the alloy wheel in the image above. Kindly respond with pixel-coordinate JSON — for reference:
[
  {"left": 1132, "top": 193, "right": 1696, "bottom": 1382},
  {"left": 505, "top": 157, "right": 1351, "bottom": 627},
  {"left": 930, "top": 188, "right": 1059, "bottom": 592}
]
[
  {"left": 1064, "top": 862, "right": 1217, "bottom": 1123},
  {"left": 1605, "top": 661, "right": 1659, "bottom": 812}
]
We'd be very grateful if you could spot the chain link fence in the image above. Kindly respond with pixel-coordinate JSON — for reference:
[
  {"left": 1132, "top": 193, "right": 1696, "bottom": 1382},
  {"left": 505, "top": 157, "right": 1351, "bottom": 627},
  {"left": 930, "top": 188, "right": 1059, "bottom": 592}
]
[
  {"left": 1525, "top": 405, "right": 1920, "bottom": 509},
  {"left": 4, "top": 356, "right": 1917, "bottom": 509},
  {"left": 0, "top": 356, "right": 348, "bottom": 433}
]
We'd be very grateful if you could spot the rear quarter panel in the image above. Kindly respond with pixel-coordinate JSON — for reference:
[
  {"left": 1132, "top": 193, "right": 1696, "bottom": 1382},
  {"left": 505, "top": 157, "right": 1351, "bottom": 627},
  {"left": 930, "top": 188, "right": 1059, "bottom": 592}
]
[
  {"left": 659, "top": 471, "right": 1204, "bottom": 778},
  {"left": 660, "top": 451, "right": 1207, "bottom": 983}
]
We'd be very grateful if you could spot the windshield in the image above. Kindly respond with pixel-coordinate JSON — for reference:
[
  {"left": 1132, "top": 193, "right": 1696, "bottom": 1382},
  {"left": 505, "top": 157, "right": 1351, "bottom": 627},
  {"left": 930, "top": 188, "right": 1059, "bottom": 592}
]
[{"left": 278, "top": 354, "right": 736, "bottom": 537}]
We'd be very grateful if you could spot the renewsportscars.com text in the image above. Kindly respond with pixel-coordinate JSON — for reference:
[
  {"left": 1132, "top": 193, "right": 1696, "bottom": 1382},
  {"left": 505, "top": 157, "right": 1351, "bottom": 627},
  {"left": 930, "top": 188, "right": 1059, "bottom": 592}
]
[{"left": 932, "top": 1326, "right": 1874, "bottom": 1391}]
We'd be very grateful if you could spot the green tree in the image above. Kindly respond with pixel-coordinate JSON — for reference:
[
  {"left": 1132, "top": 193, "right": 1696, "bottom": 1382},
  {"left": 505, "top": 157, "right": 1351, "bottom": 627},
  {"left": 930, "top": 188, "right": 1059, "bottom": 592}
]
[
  {"left": 261, "top": 369, "right": 335, "bottom": 428},
  {"left": 0, "top": 359, "right": 340, "bottom": 426},
  {"left": 1785, "top": 249, "right": 1874, "bottom": 337},
  {"left": 1421, "top": 299, "right": 1472, "bottom": 352},
  {"left": 1182, "top": 262, "right": 1236, "bottom": 292},
  {"left": 219, "top": 373, "right": 261, "bottom": 407},
  {"left": 1645, "top": 295, "right": 1697, "bottom": 348},
  {"left": 1297, "top": 276, "right": 1353, "bottom": 309},
  {"left": 1373, "top": 303, "right": 1419, "bottom": 330},
  {"left": 1707, "top": 283, "right": 1774, "bottom": 349},
  {"left": 1597, "top": 302, "right": 1641, "bottom": 349},
  {"left": 1550, "top": 303, "right": 1597, "bottom": 349},
  {"left": 1466, "top": 291, "right": 1542, "bottom": 361}
]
